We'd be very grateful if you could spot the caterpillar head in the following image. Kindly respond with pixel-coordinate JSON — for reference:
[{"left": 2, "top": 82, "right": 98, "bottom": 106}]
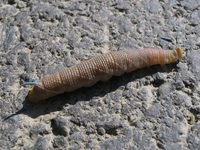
[
  {"left": 175, "top": 48, "right": 184, "bottom": 60},
  {"left": 163, "top": 48, "right": 184, "bottom": 64}
]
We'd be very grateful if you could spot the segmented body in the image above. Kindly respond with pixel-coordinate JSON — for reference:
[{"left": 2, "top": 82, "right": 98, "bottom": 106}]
[{"left": 27, "top": 48, "right": 183, "bottom": 102}]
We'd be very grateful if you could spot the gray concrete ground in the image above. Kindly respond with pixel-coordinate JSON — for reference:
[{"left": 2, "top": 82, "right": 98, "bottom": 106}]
[{"left": 0, "top": 0, "right": 200, "bottom": 149}]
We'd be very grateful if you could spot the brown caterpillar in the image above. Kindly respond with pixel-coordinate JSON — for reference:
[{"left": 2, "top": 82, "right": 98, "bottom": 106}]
[{"left": 27, "top": 48, "right": 183, "bottom": 103}]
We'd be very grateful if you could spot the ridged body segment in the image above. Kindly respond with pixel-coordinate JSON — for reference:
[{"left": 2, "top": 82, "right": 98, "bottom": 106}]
[{"left": 28, "top": 48, "right": 183, "bottom": 102}]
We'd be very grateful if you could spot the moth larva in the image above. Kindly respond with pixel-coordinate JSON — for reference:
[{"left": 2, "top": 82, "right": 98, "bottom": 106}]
[{"left": 27, "top": 48, "right": 183, "bottom": 103}]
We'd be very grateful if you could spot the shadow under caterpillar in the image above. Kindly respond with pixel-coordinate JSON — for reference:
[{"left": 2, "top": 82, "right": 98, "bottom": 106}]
[{"left": 26, "top": 48, "right": 183, "bottom": 103}]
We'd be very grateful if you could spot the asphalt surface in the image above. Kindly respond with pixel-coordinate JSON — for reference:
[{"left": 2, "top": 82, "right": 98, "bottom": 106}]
[{"left": 0, "top": 0, "right": 200, "bottom": 149}]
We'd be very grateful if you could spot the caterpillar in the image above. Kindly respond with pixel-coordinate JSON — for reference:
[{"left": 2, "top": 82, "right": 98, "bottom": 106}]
[{"left": 26, "top": 48, "right": 183, "bottom": 103}]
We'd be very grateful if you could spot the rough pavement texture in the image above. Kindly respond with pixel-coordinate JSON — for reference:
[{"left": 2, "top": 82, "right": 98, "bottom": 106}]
[{"left": 0, "top": 0, "right": 200, "bottom": 149}]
